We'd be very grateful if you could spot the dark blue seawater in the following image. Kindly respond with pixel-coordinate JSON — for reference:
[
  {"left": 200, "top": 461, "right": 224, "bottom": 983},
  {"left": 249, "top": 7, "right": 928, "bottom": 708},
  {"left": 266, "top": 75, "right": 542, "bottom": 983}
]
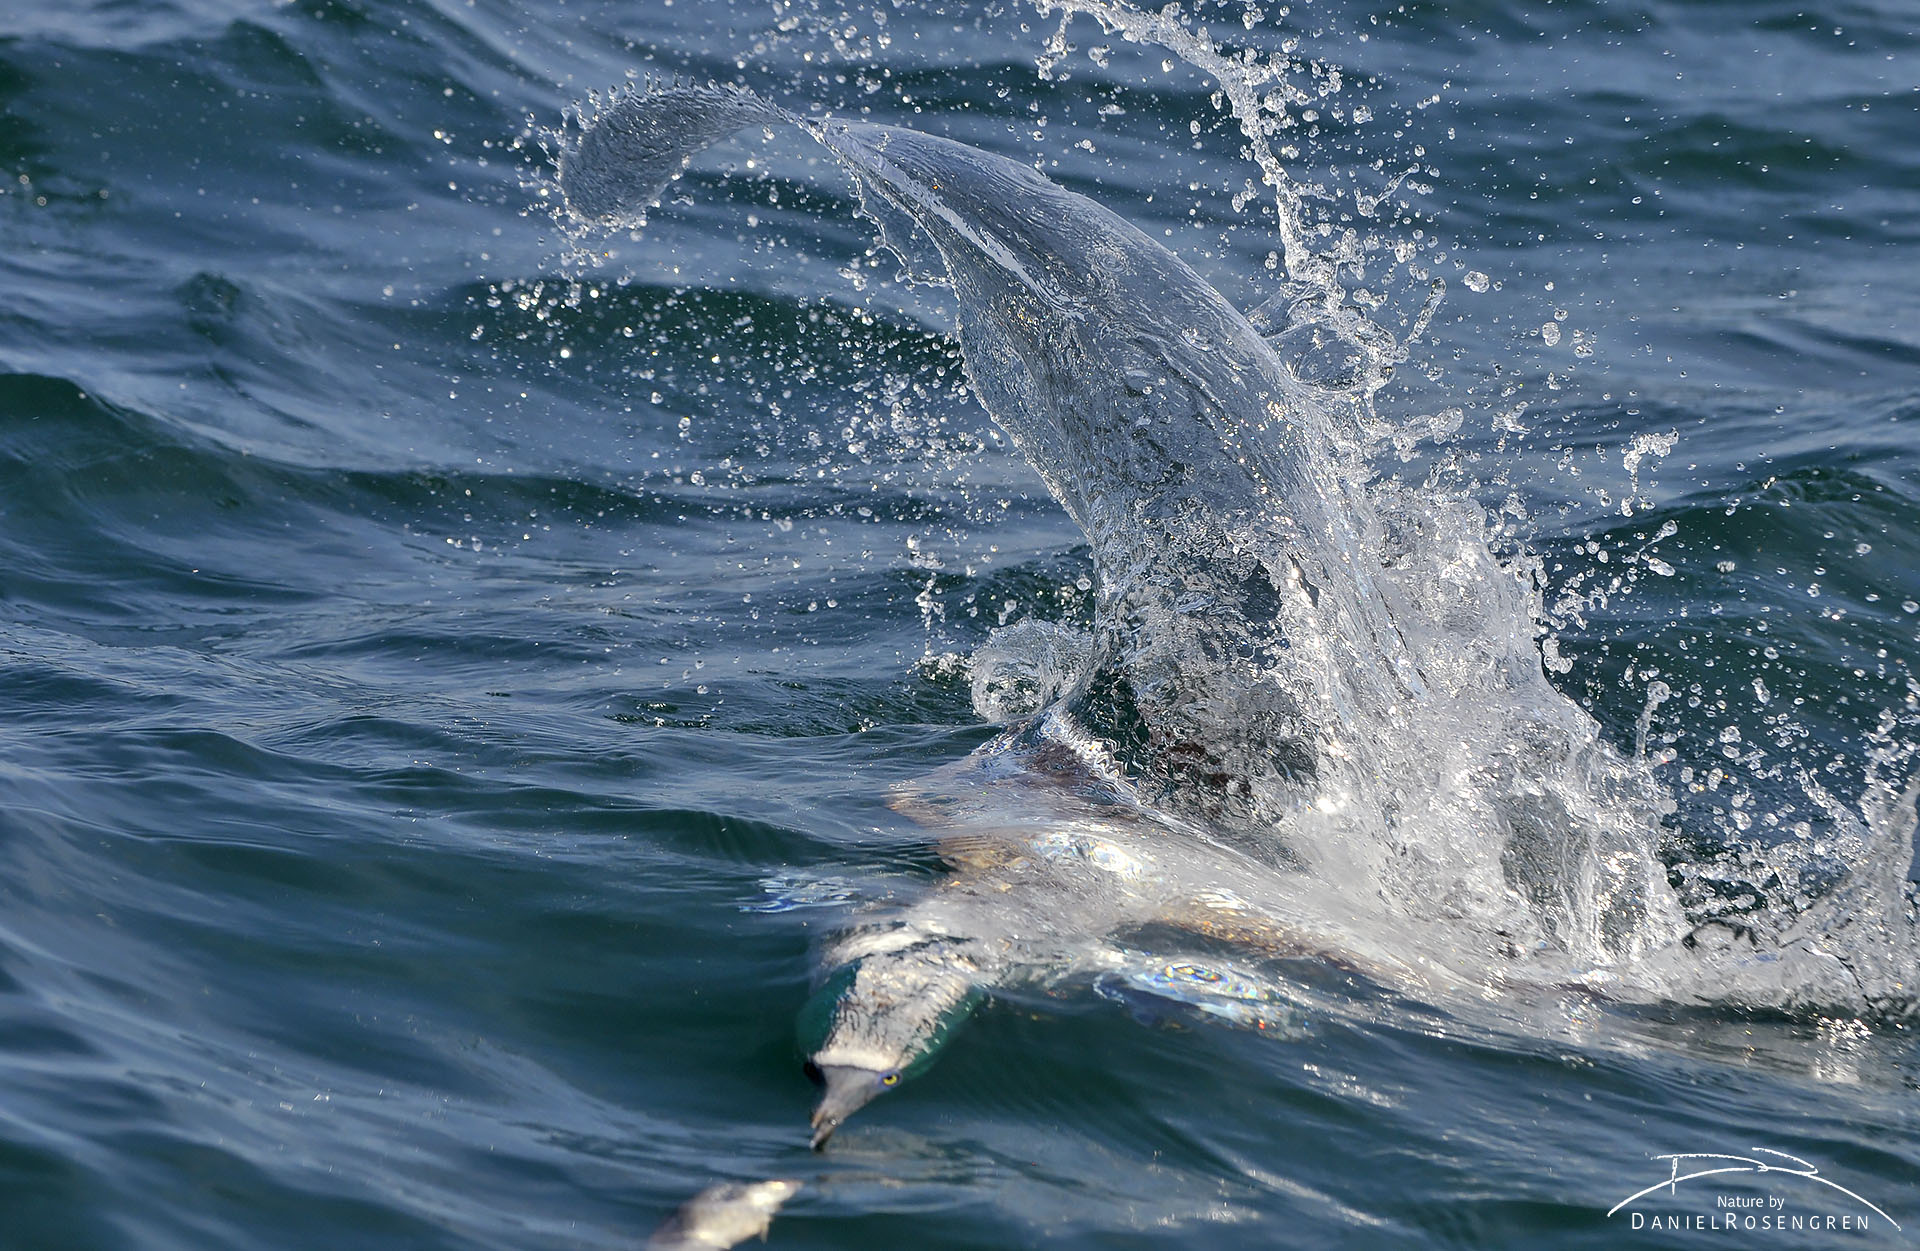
[{"left": 2, "top": 1, "right": 1917, "bottom": 1247}]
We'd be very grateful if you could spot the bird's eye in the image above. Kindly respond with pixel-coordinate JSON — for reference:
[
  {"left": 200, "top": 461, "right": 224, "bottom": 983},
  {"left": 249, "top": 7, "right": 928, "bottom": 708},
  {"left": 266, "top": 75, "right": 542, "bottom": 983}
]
[{"left": 880, "top": 1071, "right": 900, "bottom": 1087}]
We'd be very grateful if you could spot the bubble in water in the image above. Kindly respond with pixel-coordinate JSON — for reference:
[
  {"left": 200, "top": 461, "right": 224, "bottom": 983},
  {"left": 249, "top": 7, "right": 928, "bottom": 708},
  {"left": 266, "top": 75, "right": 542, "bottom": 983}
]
[
  {"left": 1540, "top": 322, "right": 1561, "bottom": 347},
  {"left": 1622, "top": 430, "right": 1677, "bottom": 475},
  {"left": 970, "top": 619, "right": 1096, "bottom": 721},
  {"left": 1462, "top": 271, "right": 1490, "bottom": 293}
]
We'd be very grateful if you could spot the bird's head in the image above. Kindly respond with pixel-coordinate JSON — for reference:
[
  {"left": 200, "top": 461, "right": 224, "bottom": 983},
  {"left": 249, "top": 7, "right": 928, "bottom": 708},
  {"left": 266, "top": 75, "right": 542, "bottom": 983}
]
[
  {"left": 796, "top": 942, "right": 984, "bottom": 1149},
  {"left": 802, "top": 1059, "right": 904, "bottom": 1150}
]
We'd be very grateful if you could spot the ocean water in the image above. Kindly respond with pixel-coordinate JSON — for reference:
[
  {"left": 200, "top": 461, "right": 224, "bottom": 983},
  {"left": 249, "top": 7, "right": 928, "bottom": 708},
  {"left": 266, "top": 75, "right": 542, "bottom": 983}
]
[{"left": 2, "top": 1, "right": 1917, "bottom": 1248}]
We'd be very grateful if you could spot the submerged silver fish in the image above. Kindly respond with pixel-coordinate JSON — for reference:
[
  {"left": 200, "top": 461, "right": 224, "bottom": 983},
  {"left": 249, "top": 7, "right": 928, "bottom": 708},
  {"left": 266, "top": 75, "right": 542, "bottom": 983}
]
[
  {"left": 646, "top": 1179, "right": 801, "bottom": 1250},
  {"left": 559, "top": 80, "right": 1920, "bottom": 1150}
]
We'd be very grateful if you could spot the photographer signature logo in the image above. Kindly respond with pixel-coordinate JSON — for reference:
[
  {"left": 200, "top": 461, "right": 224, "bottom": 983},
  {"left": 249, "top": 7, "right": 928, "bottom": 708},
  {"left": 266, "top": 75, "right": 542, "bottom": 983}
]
[{"left": 1608, "top": 1148, "right": 1900, "bottom": 1234}]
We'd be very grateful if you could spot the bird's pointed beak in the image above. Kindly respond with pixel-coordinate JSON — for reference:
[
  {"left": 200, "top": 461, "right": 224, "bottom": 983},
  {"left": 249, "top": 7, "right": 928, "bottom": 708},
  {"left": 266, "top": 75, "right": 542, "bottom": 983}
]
[{"left": 808, "top": 1064, "right": 882, "bottom": 1151}]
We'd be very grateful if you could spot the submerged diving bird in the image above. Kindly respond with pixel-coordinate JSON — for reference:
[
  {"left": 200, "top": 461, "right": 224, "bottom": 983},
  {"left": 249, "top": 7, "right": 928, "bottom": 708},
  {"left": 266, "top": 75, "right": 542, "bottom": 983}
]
[
  {"left": 558, "top": 79, "right": 1917, "bottom": 1152},
  {"left": 788, "top": 737, "right": 1438, "bottom": 1147}
]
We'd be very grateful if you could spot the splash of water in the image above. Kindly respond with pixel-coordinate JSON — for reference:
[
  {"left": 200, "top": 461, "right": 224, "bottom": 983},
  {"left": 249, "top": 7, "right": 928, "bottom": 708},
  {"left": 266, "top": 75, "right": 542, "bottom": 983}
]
[
  {"left": 554, "top": 77, "right": 1680, "bottom": 969},
  {"left": 546, "top": 13, "right": 1916, "bottom": 1020},
  {"left": 1031, "top": 0, "right": 1448, "bottom": 423}
]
